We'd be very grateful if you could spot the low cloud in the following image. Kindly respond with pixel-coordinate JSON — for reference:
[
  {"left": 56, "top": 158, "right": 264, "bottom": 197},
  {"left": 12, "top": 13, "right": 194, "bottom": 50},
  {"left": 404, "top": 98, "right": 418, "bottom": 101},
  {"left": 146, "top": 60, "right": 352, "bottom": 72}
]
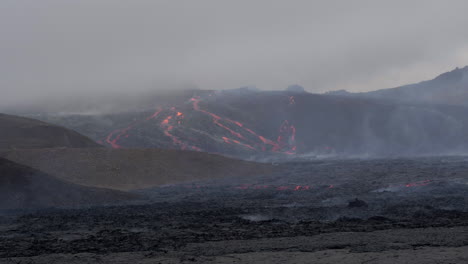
[{"left": 1, "top": 0, "right": 468, "bottom": 106}]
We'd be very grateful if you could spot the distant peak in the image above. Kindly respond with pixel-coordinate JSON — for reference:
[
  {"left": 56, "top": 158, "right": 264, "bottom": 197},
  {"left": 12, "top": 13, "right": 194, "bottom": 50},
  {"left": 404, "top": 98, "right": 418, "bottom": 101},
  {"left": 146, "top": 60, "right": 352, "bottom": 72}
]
[
  {"left": 325, "top": 89, "right": 351, "bottom": 96},
  {"left": 433, "top": 66, "right": 468, "bottom": 82},
  {"left": 219, "top": 86, "right": 260, "bottom": 95},
  {"left": 286, "top": 84, "right": 306, "bottom": 93}
]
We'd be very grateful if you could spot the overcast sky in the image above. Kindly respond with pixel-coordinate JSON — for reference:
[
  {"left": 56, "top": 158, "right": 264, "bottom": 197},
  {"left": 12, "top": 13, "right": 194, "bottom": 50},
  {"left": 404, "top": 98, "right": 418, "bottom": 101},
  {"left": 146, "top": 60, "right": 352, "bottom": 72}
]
[{"left": 2, "top": 0, "right": 468, "bottom": 105}]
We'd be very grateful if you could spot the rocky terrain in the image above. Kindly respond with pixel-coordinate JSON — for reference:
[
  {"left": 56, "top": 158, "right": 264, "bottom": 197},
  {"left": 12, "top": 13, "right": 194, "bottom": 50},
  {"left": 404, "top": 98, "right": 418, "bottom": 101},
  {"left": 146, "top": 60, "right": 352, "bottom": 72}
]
[
  {"left": 1, "top": 157, "right": 467, "bottom": 263},
  {"left": 1, "top": 68, "right": 467, "bottom": 263},
  {"left": 2, "top": 2, "right": 467, "bottom": 262},
  {"left": 0, "top": 157, "right": 138, "bottom": 210},
  {"left": 0, "top": 113, "right": 101, "bottom": 149}
]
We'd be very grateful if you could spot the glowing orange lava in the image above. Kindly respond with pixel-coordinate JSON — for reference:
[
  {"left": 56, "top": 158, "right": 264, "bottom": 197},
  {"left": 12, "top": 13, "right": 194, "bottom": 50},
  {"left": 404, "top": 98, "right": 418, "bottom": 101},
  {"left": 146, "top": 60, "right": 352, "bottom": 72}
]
[
  {"left": 105, "top": 95, "right": 298, "bottom": 155},
  {"left": 190, "top": 96, "right": 297, "bottom": 154},
  {"left": 289, "top": 96, "right": 296, "bottom": 105}
]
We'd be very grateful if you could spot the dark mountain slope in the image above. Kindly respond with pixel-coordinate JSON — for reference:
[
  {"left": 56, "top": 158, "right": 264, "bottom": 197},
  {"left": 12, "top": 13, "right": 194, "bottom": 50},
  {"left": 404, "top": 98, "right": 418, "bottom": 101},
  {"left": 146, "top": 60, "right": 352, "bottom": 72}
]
[
  {"left": 0, "top": 148, "right": 274, "bottom": 191},
  {"left": 0, "top": 157, "right": 138, "bottom": 210},
  {"left": 0, "top": 113, "right": 102, "bottom": 149},
  {"left": 340, "top": 66, "right": 468, "bottom": 106},
  {"left": 34, "top": 90, "right": 468, "bottom": 159},
  {"left": 198, "top": 92, "right": 468, "bottom": 156}
]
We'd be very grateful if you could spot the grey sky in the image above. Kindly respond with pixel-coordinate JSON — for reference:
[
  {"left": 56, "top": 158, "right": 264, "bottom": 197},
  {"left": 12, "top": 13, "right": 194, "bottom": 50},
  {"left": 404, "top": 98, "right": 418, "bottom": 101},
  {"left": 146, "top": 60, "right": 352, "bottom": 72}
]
[{"left": 2, "top": 0, "right": 468, "bottom": 105}]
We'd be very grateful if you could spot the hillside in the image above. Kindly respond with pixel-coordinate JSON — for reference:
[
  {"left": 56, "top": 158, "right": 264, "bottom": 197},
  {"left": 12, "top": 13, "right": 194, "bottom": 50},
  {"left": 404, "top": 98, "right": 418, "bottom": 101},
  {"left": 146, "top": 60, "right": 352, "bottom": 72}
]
[
  {"left": 34, "top": 90, "right": 468, "bottom": 159},
  {"left": 0, "top": 148, "right": 274, "bottom": 191},
  {"left": 0, "top": 113, "right": 102, "bottom": 149},
  {"left": 12, "top": 67, "right": 468, "bottom": 159},
  {"left": 336, "top": 66, "right": 468, "bottom": 106},
  {"left": 0, "top": 157, "right": 138, "bottom": 210}
]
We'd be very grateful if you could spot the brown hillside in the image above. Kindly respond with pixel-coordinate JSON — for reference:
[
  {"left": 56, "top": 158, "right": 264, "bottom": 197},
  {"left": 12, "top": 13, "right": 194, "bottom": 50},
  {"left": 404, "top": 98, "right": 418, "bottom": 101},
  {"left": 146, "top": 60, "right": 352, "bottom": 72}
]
[
  {"left": 0, "top": 148, "right": 274, "bottom": 191},
  {"left": 0, "top": 157, "right": 138, "bottom": 210},
  {"left": 0, "top": 113, "right": 102, "bottom": 149}
]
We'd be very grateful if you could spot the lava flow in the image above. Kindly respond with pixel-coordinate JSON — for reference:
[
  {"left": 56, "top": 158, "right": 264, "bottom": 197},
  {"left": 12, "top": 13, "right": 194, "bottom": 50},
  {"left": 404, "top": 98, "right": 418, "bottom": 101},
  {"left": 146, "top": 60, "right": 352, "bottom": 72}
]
[
  {"left": 105, "top": 95, "right": 298, "bottom": 155},
  {"left": 289, "top": 96, "right": 296, "bottom": 105},
  {"left": 405, "top": 180, "right": 432, "bottom": 187},
  {"left": 158, "top": 109, "right": 201, "bottom": 151},
  {"left": 190, "top": 97, "right": 247, "bottom": 141},
  {"left": 274, "top": 120, "right": 297, "bottom": 154},
  {"left": 105, "top": 108, "right": 163, "bottom": 149},
  {"left": 189, "top": 96, "right": 297, "bottom": 154}
]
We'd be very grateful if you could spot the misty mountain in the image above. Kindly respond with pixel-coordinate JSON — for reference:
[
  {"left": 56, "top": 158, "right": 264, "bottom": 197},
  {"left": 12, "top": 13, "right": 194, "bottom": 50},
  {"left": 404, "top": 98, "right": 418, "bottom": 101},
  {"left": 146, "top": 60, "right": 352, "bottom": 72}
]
[
  {"left": 0, "top": 157, "right": 138, "bottom": 210},
  {"left": 34, "top": 89, "right": 468, "bottom": 159},
  {"left": 0, "top": 113, "right": 102, "bottom": 149},
  {"left": 0, "top": 89, "right": 208, "bottom": 115},
  {"left": 11, "top": 67, "right": 468, "bottom": 160},
  {"left": 329, "top": 66, "right": 468, "bottom": 106}
]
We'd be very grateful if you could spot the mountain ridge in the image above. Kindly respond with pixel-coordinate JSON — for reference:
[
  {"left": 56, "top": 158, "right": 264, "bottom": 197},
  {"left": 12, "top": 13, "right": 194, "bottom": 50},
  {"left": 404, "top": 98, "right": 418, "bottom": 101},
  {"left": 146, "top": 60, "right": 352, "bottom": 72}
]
[{"left": 328, "top": 66, "right": 468, "bottom": 106}]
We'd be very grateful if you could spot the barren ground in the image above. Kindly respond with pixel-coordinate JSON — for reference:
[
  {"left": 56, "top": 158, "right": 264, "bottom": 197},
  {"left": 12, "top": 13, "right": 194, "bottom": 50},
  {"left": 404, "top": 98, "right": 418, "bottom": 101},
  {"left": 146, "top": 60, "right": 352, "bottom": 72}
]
[{"left": 1, "top": 157, "right": 467, "bottom": 263}]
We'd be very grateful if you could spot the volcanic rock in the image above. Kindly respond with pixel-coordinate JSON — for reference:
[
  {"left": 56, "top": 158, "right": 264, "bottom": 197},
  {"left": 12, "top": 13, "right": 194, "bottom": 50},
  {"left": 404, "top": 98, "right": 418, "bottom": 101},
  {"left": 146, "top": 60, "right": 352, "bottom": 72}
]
[{"left": 348, "top": 198, "right": 369, "bottom": 208}]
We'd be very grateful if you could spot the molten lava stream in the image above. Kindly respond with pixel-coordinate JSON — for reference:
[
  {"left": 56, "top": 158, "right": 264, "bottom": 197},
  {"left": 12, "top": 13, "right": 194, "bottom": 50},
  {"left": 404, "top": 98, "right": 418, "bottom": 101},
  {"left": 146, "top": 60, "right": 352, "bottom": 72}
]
[
  {"left": 159, "top": 110, "right": 202, "bottom": 151},
  {"left": 106, "top": 96, "right": 298, "bottom": 154},
  {"left": 190, "top": 97, "right": 297, "bottom": 154},
  {"left": 105, "top": 107, "right": 202, "bottom": 151},
  {"left": 405, "top": 180, "right": 432, "bottom": 187},
  {"left": 105, "top": 108, "right": 163, "bottom": 148},
  {"left": 222, "top": 137, "right": 256, "bottom": 150}
]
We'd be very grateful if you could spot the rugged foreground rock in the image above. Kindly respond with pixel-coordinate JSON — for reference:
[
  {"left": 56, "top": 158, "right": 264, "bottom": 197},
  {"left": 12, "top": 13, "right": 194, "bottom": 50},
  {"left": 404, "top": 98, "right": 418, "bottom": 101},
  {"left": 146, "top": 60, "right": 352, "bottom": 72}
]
[{"left": 0, "top": 157, "right": 467, "bottom": 263}]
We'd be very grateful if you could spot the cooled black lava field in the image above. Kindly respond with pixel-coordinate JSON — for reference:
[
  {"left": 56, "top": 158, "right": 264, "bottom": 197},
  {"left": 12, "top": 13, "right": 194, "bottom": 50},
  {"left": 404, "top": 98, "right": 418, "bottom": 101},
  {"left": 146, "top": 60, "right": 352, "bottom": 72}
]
[{"left": 1, "top": 157, "right": 468, "bottom": 263}]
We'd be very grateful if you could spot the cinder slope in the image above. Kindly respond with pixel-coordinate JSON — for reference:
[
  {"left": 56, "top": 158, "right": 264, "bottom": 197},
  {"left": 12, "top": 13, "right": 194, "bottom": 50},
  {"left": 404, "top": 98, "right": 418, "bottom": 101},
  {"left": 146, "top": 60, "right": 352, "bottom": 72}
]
[
  {"left": 0, "top": 113, "right": 102, "bottom": 149},
  {"left": 0, "top": 157, "right": 138, "bottom": 210},
  {"left": 0, "top": 148, "right": 274, "bottom": 191}
]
